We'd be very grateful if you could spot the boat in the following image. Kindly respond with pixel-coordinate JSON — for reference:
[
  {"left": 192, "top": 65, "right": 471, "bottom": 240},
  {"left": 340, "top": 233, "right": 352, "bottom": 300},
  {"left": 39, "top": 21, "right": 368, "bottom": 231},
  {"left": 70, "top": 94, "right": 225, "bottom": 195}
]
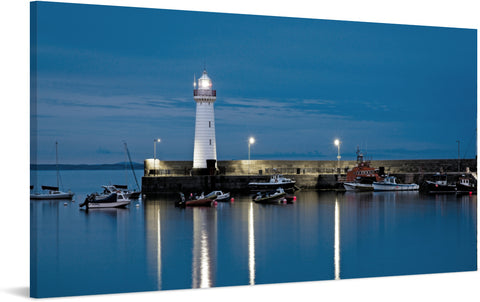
[
  {"left": 204, "top": 190, "right": 231, "bottom": 201},
  {"left": 175, "top": 193, "right": 216, "bottom": 207},
  {"left": 343, "top": 181, "right": 374, "bottom": 191},
  {"left": 30, "top": 185, "right": 75, "bottom": 200},
  {"left": 30, "top": 142, "right": 74, "bottom": 200},
  {"left": 103, "top": 184, "right": 141, "bottom": 199},
  {"left": 342, "top": 147, "right": 383, "bottom": 192},
  {"left": 248, "top": 172, "right": 296, "bottom": 191},
  {"left": 98, "top": 186, "right": 131, "bottom": 202},
  {"left": 253, "top": 187, "right": 287, "bottom": 204},
  {"left": 79, "top": 192, "right": 131, "bottom": 209},
  {"left": 456, "top": 175, "right": 477, "bottom": 194},
  {"left": 420, "top": 173, "right": 457, "bottom": 193},
  {"left": 115, "top": 142, "right": 142, "bottom": 199},
  {"left": 373, "top": 175, "right": 419, "bottom": 191}
]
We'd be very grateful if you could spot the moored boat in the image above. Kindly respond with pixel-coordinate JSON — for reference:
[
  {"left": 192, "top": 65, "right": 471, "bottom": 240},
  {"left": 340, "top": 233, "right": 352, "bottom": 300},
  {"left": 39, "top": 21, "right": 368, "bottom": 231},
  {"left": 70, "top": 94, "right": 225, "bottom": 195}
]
[
  {"left": 30, "top": 142, "right": 74, "bottom": 200},
  {"left": 420, "top": 173, "right": 456, "bottom": 194},
  {"left": 79, "top": 192, "right": 131, "bottom": 209},
  {"left": 30, "top": 186, "right": 75, "bottom": 200},
  {"left": 373, "top": 175, "right": 419, "bottom": 191},
  {"left": 253, "top": 187, "right": 287, "bottom": 204},
  {"left": 204, "top": 190, "right": 230, "bottom": 201},
  {"left": 456, "top": 175, "right": 477, "bottom": 194},
  {"left": 343, "top": 181, "right": 374, "bottom": 191},
  {"left": 248, "top": 173, "right": 296, "bottom": 191},
  {"left": 342, "top": 147, "right": 383, "bottom": 192},
  {"left": 175, "top": 193, "right": 216, "bottom": 207}
]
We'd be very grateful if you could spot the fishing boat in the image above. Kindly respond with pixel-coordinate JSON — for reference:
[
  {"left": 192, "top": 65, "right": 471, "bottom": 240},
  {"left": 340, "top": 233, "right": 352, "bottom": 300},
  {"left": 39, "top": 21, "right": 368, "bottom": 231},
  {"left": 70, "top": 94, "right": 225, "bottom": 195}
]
[
  {"left": 253, "top": 187, "right": 287, "bottom": 204},
  {"left": 248, "top": 173, "right": 296, "bottom": 191},
  {"left": 456, "top": 175, "right": 477, "bottom": 194},
  {"left": 175, "top": 193, "right": 216, "bottom": 207},
  {"left": 373, "top": 175, "right": 419, "bottom": 191},
  {"left": 204, "top": 190, "right": 231, "bottom": 201},
  {"left": 420, "top": 173, "right": 456, "bottom": 193},
  {"left": 342, "top": 147, "right": 383, "bottom": 192},
  {"left": 343, "top": 180, "right": 375, "bottom": 191},
  {"left": 30, "top": 142, "right": 74, "bottom": 200},
  {"left": 79, "top": 192, "right": 131, "bottom": 209}
]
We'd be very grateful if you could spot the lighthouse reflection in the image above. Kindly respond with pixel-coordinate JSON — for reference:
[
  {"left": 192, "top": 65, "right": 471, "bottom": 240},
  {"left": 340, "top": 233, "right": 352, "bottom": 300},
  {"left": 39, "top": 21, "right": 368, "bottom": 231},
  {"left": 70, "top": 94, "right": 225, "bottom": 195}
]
[
  {"left": 248, "top": 202, "right": 256, "bottom": 285},
  {"left": 334, "top": 195, "right": 340, "bottom": 280},
  {"left": 191, "top": 207, "right": 217, "bottom": 288}
]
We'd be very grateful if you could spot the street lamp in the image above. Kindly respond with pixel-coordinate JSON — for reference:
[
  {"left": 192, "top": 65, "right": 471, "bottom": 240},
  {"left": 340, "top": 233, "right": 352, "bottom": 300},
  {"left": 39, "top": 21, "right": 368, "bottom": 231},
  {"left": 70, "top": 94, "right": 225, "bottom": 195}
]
[
  {"left": 248, "top": 137, "right": 255, "bottom": 175},
  {"left": 334, "top": 139, "right": 341, "bottom": 175},
  {"left": 456, "top": 140, "right": 460, "bottom": 172},
  {"left": 153, "top": 138, "right": 161, "bottom": 176}
]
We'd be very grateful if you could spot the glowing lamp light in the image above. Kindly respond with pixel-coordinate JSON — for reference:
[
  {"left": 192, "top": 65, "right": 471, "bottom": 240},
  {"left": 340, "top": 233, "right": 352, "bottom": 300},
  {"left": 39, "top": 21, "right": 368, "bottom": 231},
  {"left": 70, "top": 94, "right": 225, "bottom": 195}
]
[
  {"left": 199, "top": 78, "right": 211, "bottom": 89},
  {"left": 334, "top": 139, "right": 340, "bottom": 146},
  {"left": 249, "top": 137, "right": 255, "bottom": 145}
]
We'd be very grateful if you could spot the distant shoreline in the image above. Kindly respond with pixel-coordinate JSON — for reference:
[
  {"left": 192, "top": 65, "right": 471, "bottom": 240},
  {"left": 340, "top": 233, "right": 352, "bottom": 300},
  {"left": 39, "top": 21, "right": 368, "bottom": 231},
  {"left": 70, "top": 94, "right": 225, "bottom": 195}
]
[{"left": 30, "top": 163, "right": 144, "bottom": 171}]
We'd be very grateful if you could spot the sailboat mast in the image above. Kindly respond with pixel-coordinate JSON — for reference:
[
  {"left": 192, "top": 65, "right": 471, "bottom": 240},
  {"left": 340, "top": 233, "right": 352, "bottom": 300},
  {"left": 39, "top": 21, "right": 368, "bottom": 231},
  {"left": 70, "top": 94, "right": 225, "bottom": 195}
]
[
  {"left": 56, "top": 141, "right": 59, "bottom": 188},
  {"left": 124, "top": 142, "right": 140, "bottom": 191},
  {"left": 124, "top": 143, "right": 128, "bottom": 187}
]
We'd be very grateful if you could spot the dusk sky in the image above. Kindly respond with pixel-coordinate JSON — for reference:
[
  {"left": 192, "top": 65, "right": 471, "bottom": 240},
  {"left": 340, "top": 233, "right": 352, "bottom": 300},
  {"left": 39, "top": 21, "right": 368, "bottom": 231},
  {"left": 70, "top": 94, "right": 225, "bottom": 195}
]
[{"left": 31, "top": 1, "right": 477, "bottom": 164}]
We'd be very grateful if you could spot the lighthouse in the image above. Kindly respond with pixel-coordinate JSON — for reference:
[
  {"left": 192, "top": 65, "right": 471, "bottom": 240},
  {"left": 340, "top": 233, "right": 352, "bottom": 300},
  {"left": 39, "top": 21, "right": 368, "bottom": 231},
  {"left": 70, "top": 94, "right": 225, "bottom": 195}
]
[{"left": 193, "top": 69, "right": 217, "bottom": 171}]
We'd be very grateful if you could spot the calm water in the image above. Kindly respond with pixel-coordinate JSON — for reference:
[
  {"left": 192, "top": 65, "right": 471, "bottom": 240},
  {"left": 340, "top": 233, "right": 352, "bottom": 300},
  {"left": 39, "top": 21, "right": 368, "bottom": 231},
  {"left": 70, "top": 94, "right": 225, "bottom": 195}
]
[{"left": 30, "top": 170, "right": 477, "bottom": 298}]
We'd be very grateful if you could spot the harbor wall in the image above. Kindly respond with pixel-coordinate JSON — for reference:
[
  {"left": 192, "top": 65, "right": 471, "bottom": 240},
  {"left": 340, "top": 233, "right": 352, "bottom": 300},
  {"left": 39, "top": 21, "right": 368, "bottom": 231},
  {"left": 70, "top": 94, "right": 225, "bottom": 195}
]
[
  {"left": 142, "top": 158, "right": 476, "bottom": 193},
  {"left": 144, "top": 158, "right": 476, "bottom": 176}
]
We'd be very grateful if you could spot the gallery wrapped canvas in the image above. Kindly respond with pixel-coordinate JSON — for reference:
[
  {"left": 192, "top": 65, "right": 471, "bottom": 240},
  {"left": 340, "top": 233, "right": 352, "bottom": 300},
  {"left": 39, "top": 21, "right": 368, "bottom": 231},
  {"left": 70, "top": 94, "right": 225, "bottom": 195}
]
[{"left": 29, "top": 0, "right": 477, "bottom": 299}]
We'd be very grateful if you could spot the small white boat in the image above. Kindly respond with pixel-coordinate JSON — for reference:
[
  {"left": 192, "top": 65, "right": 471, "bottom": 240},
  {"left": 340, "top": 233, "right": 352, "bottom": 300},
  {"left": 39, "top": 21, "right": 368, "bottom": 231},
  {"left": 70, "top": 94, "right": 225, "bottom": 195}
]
[
  {"left": 204, "top": 190, "right": 231, "bottom": 201},
  {"left": 248, "top": 173, "right": 296, "bottom": 191},
  {"left": 253, "top": 187, "right": 287, "bottom": 204},
  {"left": 30, "top": 142, "right": 75, "bottom": 200},
  {"left": 373, "top": 176, "right": 419, "bottom": 191},
  {"left": 79, "top": 192, "right": 131, "bottom": 209},
  {"left": 30, "top": 186, "right": 75, "bottom": 200},
  {"left": 343, "top": 182, "right": 373, "bottom": 191}
]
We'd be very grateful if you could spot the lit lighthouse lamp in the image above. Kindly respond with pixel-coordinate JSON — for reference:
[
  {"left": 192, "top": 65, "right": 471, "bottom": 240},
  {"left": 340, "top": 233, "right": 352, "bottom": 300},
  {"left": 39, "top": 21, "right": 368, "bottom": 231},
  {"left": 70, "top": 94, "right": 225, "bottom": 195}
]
[{"left": 193, "top": 69, "right": 217, "bottom": 171}]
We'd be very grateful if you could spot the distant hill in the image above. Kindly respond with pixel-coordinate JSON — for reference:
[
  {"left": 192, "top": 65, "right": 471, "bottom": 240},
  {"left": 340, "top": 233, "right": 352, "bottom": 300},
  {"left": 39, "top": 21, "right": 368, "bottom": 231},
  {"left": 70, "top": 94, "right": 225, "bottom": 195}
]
[{"left": 31, "top": 162, "right": 144, "bottom": 170}]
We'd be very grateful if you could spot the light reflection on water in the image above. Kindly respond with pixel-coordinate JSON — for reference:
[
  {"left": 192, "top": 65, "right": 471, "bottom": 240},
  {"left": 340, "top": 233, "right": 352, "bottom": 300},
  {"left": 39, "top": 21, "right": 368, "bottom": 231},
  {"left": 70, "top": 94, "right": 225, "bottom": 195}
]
[{"left": 30, "top": 170, "right": 477, "bottom": 298}]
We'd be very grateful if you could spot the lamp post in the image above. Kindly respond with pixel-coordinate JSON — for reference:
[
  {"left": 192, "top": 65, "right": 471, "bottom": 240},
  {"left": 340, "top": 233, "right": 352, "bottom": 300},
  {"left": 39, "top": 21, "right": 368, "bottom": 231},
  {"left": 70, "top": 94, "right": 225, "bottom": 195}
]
[
  {"left": 153, "top": 138, "right": 161, "bottom": 176},
  {"left": 248, "top": 137, "right": 255, "bottom": 175},
  {"left": 456, "top": 140, "right": 460, "bottom": 172},
  {"left": 334, "top": 139, "right": 341, "bottom": 176}
]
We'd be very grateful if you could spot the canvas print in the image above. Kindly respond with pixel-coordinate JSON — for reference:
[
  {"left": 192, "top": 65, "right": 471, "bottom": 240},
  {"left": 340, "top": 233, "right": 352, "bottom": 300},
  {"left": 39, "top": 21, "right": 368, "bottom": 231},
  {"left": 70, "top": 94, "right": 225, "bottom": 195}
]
[{"left": 30, "top": 1, "right": 477, "bottom": 298}]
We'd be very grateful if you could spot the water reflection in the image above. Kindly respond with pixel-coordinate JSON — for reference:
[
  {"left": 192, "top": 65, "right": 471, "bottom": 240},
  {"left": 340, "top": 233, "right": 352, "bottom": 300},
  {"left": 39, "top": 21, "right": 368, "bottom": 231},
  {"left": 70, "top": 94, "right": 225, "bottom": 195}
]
[
  {"left": 192, "top": 207, "right": 217, "bottom": 288},
  {"left": 334, "top": 195, "right": 340, "bottom": 280},
  {"left": 122, "top": 190, "right": 476, "bottom": 293},
  {"left": 248, "top": 202, "right": 256, "bottom": 285}
]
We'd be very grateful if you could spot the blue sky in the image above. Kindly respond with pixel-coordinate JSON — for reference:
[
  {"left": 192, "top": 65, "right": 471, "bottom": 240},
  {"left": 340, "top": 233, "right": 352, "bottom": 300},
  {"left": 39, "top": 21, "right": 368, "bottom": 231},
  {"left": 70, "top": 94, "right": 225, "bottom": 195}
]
[{"left": 31, "top": 1, "right": 477, "bottom": 164}]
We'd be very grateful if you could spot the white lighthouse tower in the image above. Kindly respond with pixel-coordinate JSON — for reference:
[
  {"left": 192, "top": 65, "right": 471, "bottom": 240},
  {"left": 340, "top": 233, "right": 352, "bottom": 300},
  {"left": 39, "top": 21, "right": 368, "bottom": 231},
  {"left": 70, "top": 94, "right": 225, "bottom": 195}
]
[{"left": 193, "top": 69, "right": 217, "bottom": 170}]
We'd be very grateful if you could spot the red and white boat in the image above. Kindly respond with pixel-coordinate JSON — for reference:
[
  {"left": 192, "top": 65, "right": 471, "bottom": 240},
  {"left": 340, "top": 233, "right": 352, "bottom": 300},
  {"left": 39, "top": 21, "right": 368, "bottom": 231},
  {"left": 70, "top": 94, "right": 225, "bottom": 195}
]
[{"left": 343, "top": 147, "right": 383, "bottom": 191}]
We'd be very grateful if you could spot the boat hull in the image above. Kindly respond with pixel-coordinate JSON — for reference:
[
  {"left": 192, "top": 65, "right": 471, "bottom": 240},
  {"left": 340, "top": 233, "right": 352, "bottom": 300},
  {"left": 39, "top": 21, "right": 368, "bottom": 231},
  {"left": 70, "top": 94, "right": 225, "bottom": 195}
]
[
  {"left": 373, "top": 183, "right": 419, "bottom": 191},
  {"left": 175, "top": 199, "right": 215, "bottom": 207},
  {"left": 421, "top": 181, "right": 457, "bottom": 194},
  {"left": 254, "top": 192, "right": 286, "bottom": 204},
  {"left": 343, "top": 182, "right": 373, "bottom": 191},
  {"left": 86, "top": 200, "right": 131, "bottom": 208},
  {"left": 30, "top": 192, "right": 74, "bottom": 200}
]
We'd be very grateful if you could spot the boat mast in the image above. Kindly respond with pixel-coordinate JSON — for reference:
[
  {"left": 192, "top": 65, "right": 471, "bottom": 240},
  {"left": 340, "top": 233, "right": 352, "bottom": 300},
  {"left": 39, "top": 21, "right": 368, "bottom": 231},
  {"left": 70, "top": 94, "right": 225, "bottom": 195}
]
[
  {"left": 56, "top": 141, "right": 59, "bottom": 188},
  {"left": 124, "top": 142, "right": 140, "bottom": 191}
]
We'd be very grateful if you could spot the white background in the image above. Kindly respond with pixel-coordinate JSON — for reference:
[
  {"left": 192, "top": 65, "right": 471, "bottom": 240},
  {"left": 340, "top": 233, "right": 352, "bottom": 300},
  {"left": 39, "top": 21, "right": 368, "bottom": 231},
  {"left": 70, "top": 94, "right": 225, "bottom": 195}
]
[{"left": 0, "top": 1, "right": 478, "bottom": 301}]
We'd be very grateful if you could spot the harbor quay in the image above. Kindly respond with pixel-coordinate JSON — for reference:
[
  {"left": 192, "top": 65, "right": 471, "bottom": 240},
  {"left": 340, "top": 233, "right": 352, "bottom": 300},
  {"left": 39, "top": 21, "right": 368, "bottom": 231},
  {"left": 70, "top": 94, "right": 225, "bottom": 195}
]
[{"left": 142, "top": 158, "right": 477, "bottom": 193}]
